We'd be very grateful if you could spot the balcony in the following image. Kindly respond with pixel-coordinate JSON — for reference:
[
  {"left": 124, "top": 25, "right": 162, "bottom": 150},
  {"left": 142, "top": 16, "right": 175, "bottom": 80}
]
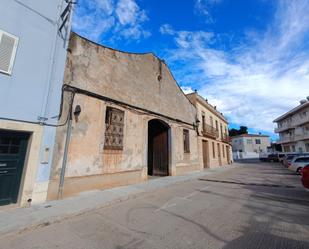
[
  {"left": 294, "top": 132, "right": 309, "bottom": 141},
  {"left": 274, "top": 122, "right": 293, "bottom": 133},
  {"left": 221, "top": 133, "right": 231, "bottom": 144},
  {"left": 202, "top": 124, "right": 219, "bottom": 139},
  {"left": 277, "top": 135, "right": 296, "bottom": 144},
  {"left": 293, "top": 115, "right": 309, "bottom": 127}
]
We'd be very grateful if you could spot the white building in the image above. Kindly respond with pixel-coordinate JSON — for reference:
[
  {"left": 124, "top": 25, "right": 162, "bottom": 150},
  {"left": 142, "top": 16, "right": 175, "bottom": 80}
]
[
  {"left": 231, "top": 134, "right": 270, "bottom": 159},
  {"left": 274, "top": 98, "right": 309, "bottom": 153}
]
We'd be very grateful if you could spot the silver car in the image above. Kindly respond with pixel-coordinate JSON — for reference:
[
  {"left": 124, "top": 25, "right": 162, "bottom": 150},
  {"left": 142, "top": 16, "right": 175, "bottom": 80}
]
[{"left": 288, "top": 156, "right": 309, "bottom": 174}]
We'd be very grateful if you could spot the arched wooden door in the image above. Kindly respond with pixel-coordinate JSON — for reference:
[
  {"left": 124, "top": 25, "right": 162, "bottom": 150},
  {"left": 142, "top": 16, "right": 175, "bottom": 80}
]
[{"left": 148, "top": 119, "right": 169, "bottom": 176}]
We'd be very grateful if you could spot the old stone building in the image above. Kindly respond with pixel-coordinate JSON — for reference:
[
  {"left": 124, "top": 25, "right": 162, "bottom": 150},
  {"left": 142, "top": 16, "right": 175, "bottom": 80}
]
[
  {"left": 186, "top": 92, "right": 232, "bottom": 168},
  {"left": 47, "top": 33, "right": 200, "bottom": 199}
]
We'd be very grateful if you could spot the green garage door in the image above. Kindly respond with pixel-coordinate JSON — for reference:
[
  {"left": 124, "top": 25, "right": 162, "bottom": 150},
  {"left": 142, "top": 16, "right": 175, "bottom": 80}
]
[{"left": 0, "top": 131, "right": 29, "bottom": 206}]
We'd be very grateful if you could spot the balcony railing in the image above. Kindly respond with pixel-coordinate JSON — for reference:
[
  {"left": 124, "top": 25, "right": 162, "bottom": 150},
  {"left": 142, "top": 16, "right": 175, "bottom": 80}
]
[
  {"left": 293, "top": 115, "right": 309, "bottom": 127},
  {"left": 221, "top": 133, "right": 230, "bottom": 143},
  {"left": 202, "top": 124, "right": 219, "bottom": 139},
  {"left": 274, "top": 122, "right": 293, "bottom": 133}
]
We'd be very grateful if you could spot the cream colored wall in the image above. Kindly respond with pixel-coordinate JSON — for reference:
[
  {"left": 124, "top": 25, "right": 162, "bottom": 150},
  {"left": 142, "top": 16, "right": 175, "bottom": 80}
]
[
  {"left": 195, "top": 102, "right": 228, "bottom": 139},
  {"left": 0, "top": 120, "right": 43, "bottom": 207},
  {"left": 193, "top": 101, "right": 231, "bottom": 168},
  {"left": 48, "top": 93, "right": 200, "bottom": 199}
]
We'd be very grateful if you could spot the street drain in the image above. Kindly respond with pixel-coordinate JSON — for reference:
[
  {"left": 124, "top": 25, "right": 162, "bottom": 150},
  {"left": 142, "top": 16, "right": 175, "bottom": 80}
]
[{"left": 198, "top": 179, "right": 295, "bottom": 188}]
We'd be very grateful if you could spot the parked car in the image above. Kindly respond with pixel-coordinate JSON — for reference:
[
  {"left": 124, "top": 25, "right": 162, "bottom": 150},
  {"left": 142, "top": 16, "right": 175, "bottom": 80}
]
[
  {"left": 301, "top": 165, "right": 309, "bottom": 189},
  {"left": 267, "top": 153, "right": 280, "bottom": 162},
  {"left": 288, "top": 156, "right": 309, "bottom": 174},
  {"left": 282, "top": 153, "right": 308, "bottom": 167}
]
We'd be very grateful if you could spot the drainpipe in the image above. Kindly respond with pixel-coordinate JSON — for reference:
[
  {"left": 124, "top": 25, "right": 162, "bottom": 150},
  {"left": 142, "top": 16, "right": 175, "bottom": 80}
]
[{"left": 57, "top": 107, "right": 73, "bottom": 199}]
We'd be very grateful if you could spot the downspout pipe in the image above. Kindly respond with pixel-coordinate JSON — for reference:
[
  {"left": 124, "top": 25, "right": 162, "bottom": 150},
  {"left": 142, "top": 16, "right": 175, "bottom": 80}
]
[{"left": 57, "top": 103, "right": 73, "bottom": 199}]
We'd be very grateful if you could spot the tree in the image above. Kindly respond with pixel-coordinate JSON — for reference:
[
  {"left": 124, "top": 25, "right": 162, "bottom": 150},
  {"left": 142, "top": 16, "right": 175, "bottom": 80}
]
[{"left": 228, "top": 126, "right": 248, "bottom": 136}]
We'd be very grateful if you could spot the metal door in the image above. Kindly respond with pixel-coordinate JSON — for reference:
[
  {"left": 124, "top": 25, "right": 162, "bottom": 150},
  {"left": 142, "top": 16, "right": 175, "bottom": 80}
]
[{"left": 0, "top": 131, "right": 29, "bottom": 206}]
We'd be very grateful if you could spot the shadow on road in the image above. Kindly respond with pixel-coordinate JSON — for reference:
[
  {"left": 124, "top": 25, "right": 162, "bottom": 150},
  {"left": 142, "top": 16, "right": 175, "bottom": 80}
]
[{"left": 222, "top": 231, "right": 309, "bottom": 249}]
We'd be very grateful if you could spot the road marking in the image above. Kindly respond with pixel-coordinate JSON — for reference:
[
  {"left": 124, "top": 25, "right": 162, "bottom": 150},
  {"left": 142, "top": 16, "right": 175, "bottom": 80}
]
[{"left": 155, "top": 187, "right": 210, "bottom": 212}]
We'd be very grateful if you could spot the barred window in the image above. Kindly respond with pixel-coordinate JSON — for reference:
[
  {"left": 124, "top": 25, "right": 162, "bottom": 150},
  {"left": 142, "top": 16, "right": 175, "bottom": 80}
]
[
  {"left": 104, "top": 107, "right": 124, "bottom": 150},
  {"left": 183, "top": 129, "right": 190, "bottom": 153}
]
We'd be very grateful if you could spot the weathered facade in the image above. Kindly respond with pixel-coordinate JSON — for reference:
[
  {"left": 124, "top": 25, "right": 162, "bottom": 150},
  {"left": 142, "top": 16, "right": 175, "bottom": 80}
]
[
  {"left": 186, "top": 92, "right": 232, "bottom": 168},
  {"left": 47, "top": 33, "right": 200, "bottom": 199}
]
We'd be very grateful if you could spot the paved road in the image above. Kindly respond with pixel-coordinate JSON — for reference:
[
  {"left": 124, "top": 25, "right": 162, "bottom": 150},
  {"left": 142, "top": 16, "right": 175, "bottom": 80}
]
[{"left": 1, "top": 163, "right": 309, "bottom": 249}]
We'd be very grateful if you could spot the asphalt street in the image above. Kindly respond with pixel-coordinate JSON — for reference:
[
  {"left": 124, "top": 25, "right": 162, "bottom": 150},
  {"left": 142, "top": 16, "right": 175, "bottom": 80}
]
[{"left": 0, "top": 162, "right": 308, "bottom": 249}]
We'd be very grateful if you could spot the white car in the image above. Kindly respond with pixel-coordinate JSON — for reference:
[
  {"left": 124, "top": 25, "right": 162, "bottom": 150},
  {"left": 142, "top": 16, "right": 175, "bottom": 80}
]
[{"left": 288, "top": 156, "right": 309, "bottom": 174}]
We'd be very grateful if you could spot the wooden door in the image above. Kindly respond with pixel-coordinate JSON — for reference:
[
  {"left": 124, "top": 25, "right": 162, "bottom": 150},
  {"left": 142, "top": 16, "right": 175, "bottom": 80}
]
[
  {"left": 202, "top": 140, "right": 209, "bottom": 168},
  {"left": 152, "top": 130, "right": 168, "bottom": 176},
  {"left": 226, "top": 146, "right": 230, "bottom": 164},
  {"left": 217, "top": 143, "right": 222, "bottom": 166},
  {"left": 0, "top": 131, "right": 29, "bottom": 206}
]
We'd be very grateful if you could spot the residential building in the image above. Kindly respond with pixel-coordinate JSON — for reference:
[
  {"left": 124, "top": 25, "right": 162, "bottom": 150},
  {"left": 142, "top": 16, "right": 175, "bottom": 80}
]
[
  {"left": 231, "top": 134, "right": 270, "bottom": 159},
  {"left": 0, "top": 1, "right": 73, "bottom": 207},
  {"left": 186, "top": 92, "right": 232, "bottom": 168},
  {"left": 274, "top": 98, "right": 309, "bottom": 153},
  {"left": 47, "top": 33, "right": 200, "bottom": 199}
]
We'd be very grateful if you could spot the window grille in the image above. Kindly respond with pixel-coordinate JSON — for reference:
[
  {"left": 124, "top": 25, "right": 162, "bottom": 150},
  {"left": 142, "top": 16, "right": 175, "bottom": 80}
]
[{"left": 104, "top": 107, "right": 124, "bottom": 150}]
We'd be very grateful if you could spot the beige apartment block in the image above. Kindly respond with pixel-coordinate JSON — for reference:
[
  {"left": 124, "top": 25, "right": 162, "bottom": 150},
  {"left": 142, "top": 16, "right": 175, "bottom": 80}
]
[
  {"left": 186, "top": 92, "right": 232, "bottom": 168},
  {"left": 274, "top": 98, "right": 309, "bottom": 153},
  {"left": 47, "top": 33, "right": 200, "bottom": 199},
  {"left": 231, "top": 134, "right": 270, "bottom": 159}
]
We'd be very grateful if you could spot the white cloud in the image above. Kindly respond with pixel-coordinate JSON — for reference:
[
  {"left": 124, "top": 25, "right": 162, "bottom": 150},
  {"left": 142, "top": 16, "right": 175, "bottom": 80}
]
[
  {"left": 72, "top": 0, "right": 150, "bottom": 42},
  {"left": 116, "top": 0, "right": 147, "bottom": 25},
  {"left": 160, "top": 1, "right": 309, "bottom": 133},
  {"left": 181, "top": 86, "right": 195, "bottom": 94},
  {"left": 159, "top": 24, "right": 175, "bottom": 35},
  {"left": 194, "top": 0, "right": 222, "bottom": 23}
]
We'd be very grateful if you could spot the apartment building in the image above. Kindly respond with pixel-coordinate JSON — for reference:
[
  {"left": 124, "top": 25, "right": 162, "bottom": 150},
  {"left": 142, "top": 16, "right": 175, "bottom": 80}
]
[
  {"left": 274, "top": 97, "right": 309, "bottom": 153},
  {"left": 231, "top": 134, "right": 270, "bottom": 159},
  {"left": 0, "top": 1, "right": 73, "bottom": 207},
  {"left": 186, "top": 92, "right": 232, "bottom": 168}
]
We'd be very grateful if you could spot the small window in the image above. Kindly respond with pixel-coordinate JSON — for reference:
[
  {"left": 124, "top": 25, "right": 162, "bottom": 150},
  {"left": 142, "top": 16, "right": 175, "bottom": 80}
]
[
  {"left": 212, "top": 142, "right": 215, "bottom": 158},
  {"left": 255, "top": 139, "right": 261, "bottom": 144},
  {"left": 247, "top": 139, "right": 252, "bottom": 144},
  {"left": 183, "top": 129, "right": 190, "bottom": 153},
  {"left": 0, "top": 30, "right": 19, "bottom": 75},
  {"left": 104, "top": 107, "right": 124, "bottom": 150}
]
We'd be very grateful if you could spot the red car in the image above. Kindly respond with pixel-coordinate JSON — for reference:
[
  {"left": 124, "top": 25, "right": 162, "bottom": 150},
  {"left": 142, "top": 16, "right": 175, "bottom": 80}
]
[{"left": 301, "top": 165, "right": 309, "bottom": 189}]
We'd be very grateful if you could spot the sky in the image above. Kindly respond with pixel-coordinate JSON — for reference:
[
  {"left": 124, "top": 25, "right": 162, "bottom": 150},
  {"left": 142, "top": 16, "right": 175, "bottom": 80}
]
[{"left": 72, "top": 0, "right": 309, "bottom": 140}]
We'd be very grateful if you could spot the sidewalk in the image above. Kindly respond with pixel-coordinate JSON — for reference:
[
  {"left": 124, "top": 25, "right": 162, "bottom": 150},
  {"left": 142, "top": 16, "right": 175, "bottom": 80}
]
[{"left": 0, "top": 164, "right": 237, "bottom": 237}]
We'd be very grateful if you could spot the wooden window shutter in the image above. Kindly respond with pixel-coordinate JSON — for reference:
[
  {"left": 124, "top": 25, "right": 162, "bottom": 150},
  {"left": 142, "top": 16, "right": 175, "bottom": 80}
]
[
  {"left": 0, "top": 30, "right": 19, "bottom": 75},
  {"left": 183, "top": 129, "right": 190, "bottom": 153}
]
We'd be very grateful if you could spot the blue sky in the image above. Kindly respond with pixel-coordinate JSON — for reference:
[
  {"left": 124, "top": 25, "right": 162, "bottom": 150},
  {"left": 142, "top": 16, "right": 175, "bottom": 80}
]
[{"left": 72, "top": 0, "right": 309, "bottom": 140}]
